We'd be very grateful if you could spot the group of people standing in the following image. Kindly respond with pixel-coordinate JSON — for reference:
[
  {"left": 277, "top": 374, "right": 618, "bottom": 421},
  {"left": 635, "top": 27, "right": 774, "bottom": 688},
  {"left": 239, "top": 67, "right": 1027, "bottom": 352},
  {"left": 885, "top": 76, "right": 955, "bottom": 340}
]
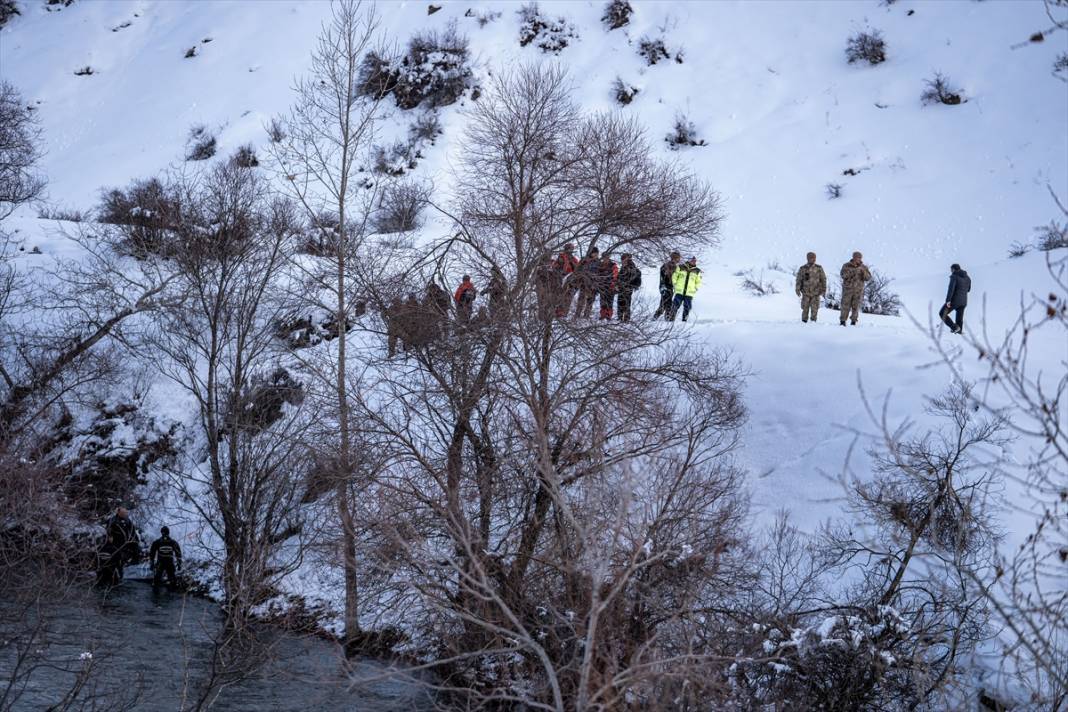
[
  {"left": 794, "top": 250, "right": 970, "bottom": 332},
  {"left": 385, "top": 244, "right": 970, "bottom": 356}
]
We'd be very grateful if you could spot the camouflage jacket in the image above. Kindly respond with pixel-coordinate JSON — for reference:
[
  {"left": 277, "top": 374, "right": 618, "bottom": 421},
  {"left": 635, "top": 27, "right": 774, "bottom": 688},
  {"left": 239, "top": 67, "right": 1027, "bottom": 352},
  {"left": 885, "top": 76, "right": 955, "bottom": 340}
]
[
  {"left": 795, "top": 263, "right": 827, "bottom": 296},
  {"left": 840, "top": 261, "right": 872, "bottom": 293}
]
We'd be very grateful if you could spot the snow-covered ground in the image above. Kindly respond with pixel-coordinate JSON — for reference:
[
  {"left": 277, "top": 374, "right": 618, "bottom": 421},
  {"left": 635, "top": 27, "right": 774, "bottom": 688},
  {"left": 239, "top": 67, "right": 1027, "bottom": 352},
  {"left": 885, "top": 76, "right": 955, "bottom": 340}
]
[{"left": 2, "top": 0, "right": 1067, "bottom": 694}]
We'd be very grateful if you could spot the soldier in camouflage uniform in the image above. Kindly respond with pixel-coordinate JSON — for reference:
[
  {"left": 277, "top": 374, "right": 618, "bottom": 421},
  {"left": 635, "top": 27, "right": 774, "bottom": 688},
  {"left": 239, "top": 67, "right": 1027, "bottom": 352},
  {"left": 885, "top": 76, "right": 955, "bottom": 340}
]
[
  {"left": 839, "top": 251, "right": 872, "bottom": 326},
  {"left": 794, "top": 251, "right": 827, "bottom": 323}
]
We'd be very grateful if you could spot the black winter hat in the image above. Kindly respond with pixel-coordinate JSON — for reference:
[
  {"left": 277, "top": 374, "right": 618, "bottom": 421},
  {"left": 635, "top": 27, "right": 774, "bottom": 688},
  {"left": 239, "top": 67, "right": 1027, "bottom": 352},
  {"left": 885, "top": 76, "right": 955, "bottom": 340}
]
[{"left": 161, "top": 526, "right": 170, "bottom": 536}]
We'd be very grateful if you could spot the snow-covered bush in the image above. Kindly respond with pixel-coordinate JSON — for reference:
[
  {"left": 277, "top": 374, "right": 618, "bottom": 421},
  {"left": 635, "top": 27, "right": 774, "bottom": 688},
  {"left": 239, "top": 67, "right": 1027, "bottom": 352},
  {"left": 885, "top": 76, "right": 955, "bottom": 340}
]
[
  {"left": 739, "top": 269, "right": 779, "bottom": 296},
  {"left": 612, "top": 76, "right": 638, "bottom": 106},
  {"left": 845, "top": 29, "right": 887, "bottom": 65},
  {"left": 0, "top": 0, "right": 19, "bottom": 29},
  {"left": 1007, "top": 240, "right": 1029, "bottom": 258},
  {"left": 373, "top": 180, "right": 430, "bottom": 234},
  {"left": 229, "top": 143, "right": 259, "bottom": 168},
  {"left": 373, "top": 140, "right": 418, "bottom": 176},
  {"left": 48, "top": 401, "right": 180, "bottom": 517},
  {"left": 358, "top": 25, "right": 475, "bottom": 110},
  {"left": 665, "top": 114, "right": 706, "bottom": 149},
  {"left": 185, "top": 124, "right": 217, "bottom": 161},
  {"left": 638, "top": 35, "right": 683, "bottom": 65},
  {"left": 37, "top": 205, "right": 87, "bottom": 222},
  {"left": 601, "top": 0, "right": 632, "bottom": 31},
  {"left": 921, "top": 71, "right": 964, "bottom": 105},
  {"left": 409, "top": 111, "right": 442, "bottom": 143},
  {"left": 227, "top": 367, "right": 304, "bottom": 434},
  {"left": 517, "top": 3, "right": 577, "bottom": 54},
  {"left": 826, "top": 182, "right": 843, "bottom": 199},
  {"left": 464, "top": 7, "right": 501, "bottom": 27}
]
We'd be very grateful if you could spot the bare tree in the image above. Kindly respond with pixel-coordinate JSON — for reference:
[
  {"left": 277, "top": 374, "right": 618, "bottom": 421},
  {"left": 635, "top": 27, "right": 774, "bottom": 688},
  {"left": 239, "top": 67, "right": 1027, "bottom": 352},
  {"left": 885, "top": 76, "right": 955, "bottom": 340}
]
[
  {"left": 340, "top": 63, "right": 747, "bottom": 709},
  {"left": 150, "top": 163, "right": 310, "bottom": 637},
  {"left": 0, "top": 81, "right": 46, "bottom": 223},
  {"left": 268, "top": 0, "right": 386, "bottom": 649}
]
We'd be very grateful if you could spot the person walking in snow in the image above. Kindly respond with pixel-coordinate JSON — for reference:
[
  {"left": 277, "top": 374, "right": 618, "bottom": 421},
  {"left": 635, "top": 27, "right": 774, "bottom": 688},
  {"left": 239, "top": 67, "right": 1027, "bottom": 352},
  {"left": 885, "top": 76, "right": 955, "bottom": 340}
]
[
  {"left": 794, "top": 251, "right": 827, "bottom": 323},
  {"left": 940, "top": 263, "right": 971, "bottom": 334},
  {"left": 653, "top": 252, "right": 681, "bottom": 320},
  {"left": 839, "top": 251, "right": 872, "bottom": 326},
  {"left": 149, "top": 526, "right": 182, "bottom": 592},
  {"left": 573, "top": 247, "right": 601, "bottom": 319},
  {"left": 617, "top": 253, "right": 642, "bottom": 323},
  {"left": 669, "top": 256, "right": 702, "bottom": 322},
  {"left": 595, "top": 252, "right": 619, "bottom": 320},
  {"left": 454, "top": 275, "right": 477, "bottom": 323}
]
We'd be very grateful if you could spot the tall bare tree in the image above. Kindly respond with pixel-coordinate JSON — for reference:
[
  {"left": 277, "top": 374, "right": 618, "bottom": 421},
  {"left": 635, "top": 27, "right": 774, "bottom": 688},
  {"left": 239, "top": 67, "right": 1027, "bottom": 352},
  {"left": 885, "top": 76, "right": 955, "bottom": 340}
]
[
  {"left": 268, "top": 0, "right": 385, "bottom": 648},
  {"left": 0, "top": 81, "right": 45, "bottom": 223}
]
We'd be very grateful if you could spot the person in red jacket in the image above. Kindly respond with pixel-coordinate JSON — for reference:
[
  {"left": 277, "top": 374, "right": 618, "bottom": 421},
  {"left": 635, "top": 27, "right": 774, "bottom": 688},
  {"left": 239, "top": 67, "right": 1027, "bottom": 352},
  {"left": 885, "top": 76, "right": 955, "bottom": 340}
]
[
  {"left": 454, "top": 275, "right": 477, "bottom": 322},
  {"left": 552, "top": 243, "right": 581, "bottom": 318},
  {"left": 596, "top": 252, "right": 619, "bottom": 320}
]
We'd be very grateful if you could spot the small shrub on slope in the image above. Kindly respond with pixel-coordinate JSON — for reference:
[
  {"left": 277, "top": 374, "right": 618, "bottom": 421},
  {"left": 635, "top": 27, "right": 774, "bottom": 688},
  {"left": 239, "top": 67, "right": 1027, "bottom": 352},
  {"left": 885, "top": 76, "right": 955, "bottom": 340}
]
[
  {"left": 186, "top": 124, "right": 217, "bottom": 161},
  {"left": 666, "top": 114, "right": 706, "bottom": 149},
  {"left": 638, "top": 36, "right": 683, "bottom": 65},
  {"left": 845, "top": 29, "right": 887, "bottom": 65},
  {"left": 921, "top": 72, "right": 964, "bottom": 105},
  {"left": 374, "top": 180, "right": 430, "bottom": 234},
  {"left": 357, "top": 25, "right": 474, "bottom": 110},
  {"left": 612, "top": 77, "right": 639, "bottom": 106},
  {"left": 602, "top": 0, "right": 633, "bottom": 31},
  {"left": 518, "top": 3, "right": 577, "bottom": 54}
]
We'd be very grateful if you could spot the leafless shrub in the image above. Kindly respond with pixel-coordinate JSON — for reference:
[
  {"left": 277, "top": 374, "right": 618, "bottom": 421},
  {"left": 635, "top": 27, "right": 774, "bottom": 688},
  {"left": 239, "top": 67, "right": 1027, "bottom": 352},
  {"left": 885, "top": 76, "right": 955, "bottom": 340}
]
[
  {"left": 739, "top": 268, "right": 779, "bottom": 296},
  {"left": 517, "top": 3, "right": 577, "bottom": 54},
  {"left": 184, "top": 45, "right": 198, "bottom": 59},
  {"left": 925, "top": 196, "right": 1068, "bottom": 705},
  {"left": 373, "top": 180, "right": 430, "bottom": 233},
  {"left": 665, "top": 113, "right": 706, "bottom": 149},
  {"left": 185, "top": 124, "right": 217, "bottom": 161},
  {"left": 638, "top": 36, "right": 671, "bottom": 65},
  {"left": 845, "top": 29, "right": 887, "bottom": 65},
  {"left": 96, "top": 176, "right": 180, "bottom": 258},
  {"left": 1034, "top": 219, "right": 1068, "bottom": 251},
  {"left": 1007, "top": 240, "right": 1030, "bottom": 258},
  {"left": 73, "top": 66, "right": 94, "bottom": 76},
  {"left": 409, "top": 112, "right": 441, "bottom": 143},
  {"left": 611, "top": 76, "right": 638, "bottom": 106},
  {"left": 266, "top": 117, "right": 286, "bottom": 143},
  {"left": 37, "top": 205, "right": 87, "bottom": 222},
  {"left": 602, "top": 0, "right": 632, "bottom": 30},
  {"left": 921, "top": 71, "right": 964, "bottom": 105},
  {"left": 826, "top": 182, "right": 843, "bottom": 199},
  {"left": 0, "top": 82, "right": 46, "bottom": 221},
  {"left": 863, "top": 269, "right": 902, "bottom": 316},
  {"left": 464, "top": 8, "right": 501, "bottom": 27},
  {"left": 229, "top": 143, "right": 259, "bottom": 168}
]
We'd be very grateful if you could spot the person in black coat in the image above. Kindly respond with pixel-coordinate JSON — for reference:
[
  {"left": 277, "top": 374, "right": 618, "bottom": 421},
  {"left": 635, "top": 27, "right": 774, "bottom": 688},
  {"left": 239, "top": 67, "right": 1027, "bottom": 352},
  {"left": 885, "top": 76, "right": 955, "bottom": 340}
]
[
  {"left": 98, "top": 506, "right": 139, "bottom": 584},
  {"left": 149, "top": 526, "right": 183, "bottom": 591},
  {"left": 653, "top": 252, "right": 680, "bottom": 320},
  {"left": 940, "top": 263, "right": 971, "bottom": 334},
  {"left": 617, "top": 253, "right": 642, "bottom": 323}
]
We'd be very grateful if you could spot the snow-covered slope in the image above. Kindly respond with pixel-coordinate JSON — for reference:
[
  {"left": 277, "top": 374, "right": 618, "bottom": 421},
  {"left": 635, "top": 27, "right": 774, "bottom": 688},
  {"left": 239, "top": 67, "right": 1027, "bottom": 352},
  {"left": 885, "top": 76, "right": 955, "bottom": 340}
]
[{"left": 2, "top": 0, "right": 1066, "bottom": 668}]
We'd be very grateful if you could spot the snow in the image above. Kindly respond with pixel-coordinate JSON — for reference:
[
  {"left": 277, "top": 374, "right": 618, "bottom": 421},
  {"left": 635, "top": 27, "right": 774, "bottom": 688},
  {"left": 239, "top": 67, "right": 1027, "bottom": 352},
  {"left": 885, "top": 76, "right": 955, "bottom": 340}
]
[{"left": 2, "top": 0, "right": 1067, "bottom": 701}]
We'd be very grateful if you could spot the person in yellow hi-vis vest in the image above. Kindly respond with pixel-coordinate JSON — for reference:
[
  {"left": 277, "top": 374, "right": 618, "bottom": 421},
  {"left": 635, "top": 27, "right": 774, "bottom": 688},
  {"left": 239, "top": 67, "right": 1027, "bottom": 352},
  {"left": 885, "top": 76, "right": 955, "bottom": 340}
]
[{"left": 668, "top": 256, "right": 702, "bottom": 322}]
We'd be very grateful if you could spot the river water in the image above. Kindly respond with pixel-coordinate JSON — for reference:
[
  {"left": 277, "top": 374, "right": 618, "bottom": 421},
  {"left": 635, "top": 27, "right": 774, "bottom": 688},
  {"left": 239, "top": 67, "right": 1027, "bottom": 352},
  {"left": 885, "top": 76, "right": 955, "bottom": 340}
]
[{"left": 0, "top": 575, "right": 433, "bottom": 711}]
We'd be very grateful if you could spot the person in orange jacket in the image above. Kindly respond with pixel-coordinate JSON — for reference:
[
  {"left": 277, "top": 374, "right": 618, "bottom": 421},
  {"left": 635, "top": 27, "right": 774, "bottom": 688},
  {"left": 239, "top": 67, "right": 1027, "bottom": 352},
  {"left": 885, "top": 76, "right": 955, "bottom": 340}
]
[{"left": 454, "top": 275, "right": 477, "bottom": 322}]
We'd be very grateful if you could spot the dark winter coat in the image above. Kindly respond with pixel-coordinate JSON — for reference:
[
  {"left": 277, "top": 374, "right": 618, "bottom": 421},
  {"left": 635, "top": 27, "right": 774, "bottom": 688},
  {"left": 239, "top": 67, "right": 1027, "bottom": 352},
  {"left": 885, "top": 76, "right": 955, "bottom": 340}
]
[
  {"left": 945, "top": 269, "right": 971, "bottom": 308},
  {"left": 425, "top": 284, "right": 451, "bottom": 318},
  {"left": 149, "top": 535, "right": 182, "bottom": 566},
  {"left": 619, "top": 261, "right": 642, "bottom": 294},
  {"left": 105, "top": 515, "right": 139, "bottom": 562},
  {"left": 658, "top": 261, "right": 678, "bottom": 291}
]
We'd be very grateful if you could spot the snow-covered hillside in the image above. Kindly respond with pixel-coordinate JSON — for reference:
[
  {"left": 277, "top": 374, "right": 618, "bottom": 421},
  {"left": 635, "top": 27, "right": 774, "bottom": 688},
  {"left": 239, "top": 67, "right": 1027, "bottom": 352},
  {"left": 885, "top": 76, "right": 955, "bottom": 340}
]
[
  {"left": 2, "top": 0, "right": 1067, "bottom": 707},
  {"left": 4, "top": 0, "right": 1065, "bottom": 524}
]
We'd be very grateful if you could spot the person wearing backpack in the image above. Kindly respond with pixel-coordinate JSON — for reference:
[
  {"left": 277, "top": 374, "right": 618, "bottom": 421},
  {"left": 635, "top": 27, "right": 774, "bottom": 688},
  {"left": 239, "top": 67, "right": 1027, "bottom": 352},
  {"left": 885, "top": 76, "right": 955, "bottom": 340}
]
[
  {"left": 940, "top": 263, "right": 971, "bottom": 334},
  {"left": 617, "top": 253, "right": 642, "bottom": 323}
]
